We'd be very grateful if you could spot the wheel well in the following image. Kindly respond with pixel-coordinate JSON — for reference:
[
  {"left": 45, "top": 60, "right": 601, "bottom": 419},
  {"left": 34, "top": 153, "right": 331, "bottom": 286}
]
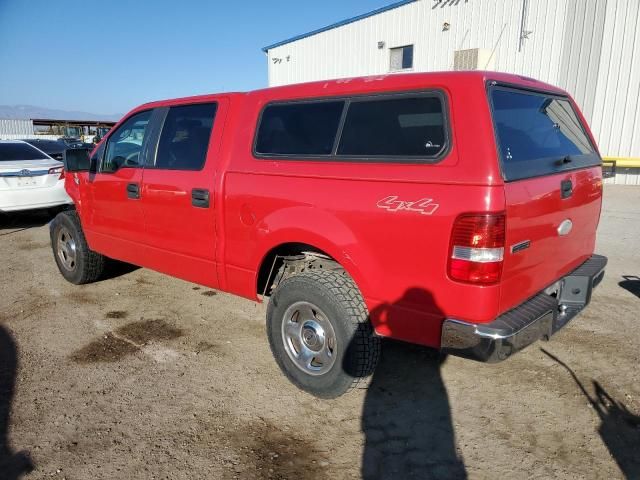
[{"left": 256, "top": 243, "right": 340, "bottom": 298}]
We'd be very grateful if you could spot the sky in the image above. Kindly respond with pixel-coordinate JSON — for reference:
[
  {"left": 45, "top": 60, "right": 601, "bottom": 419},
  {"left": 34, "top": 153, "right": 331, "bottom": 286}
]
[{"left": 0, "top": 0, "right": 391, "bottom": 116}]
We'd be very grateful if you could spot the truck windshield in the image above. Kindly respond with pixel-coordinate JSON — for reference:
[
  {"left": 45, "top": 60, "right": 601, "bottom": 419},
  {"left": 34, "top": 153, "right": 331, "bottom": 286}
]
[{"left": 489, "top": 87, "right": 600, "bottom": 181}]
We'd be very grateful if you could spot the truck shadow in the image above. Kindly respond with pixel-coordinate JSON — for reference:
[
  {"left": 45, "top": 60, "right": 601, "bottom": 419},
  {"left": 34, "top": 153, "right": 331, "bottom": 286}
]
[
  {"left": 99, "top": 260, "right": 140, "bottom": 281},
  {"left": 541, "top": 349, "right": 640, "bottom": 479},
  {"left": 0, "top": 325, "right": 33, "bottom": 479},
  {"left": 360, "top": 289, "right": 466, "bottom": 479},
  {"left": 619, "top": 275, "right": 640, "bottom": 299}
]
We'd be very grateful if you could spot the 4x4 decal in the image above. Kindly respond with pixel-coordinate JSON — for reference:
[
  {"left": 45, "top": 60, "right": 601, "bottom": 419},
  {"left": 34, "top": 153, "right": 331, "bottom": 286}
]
[{"left": 376, "top": 196, "right": 440, "bottom": 215}]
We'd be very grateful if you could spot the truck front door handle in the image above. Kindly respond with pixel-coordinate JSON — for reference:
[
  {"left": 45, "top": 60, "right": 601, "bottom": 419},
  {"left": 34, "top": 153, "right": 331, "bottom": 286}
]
[
  {"left": 127, "top": 183, "right": 140, "bottom": 199},
  {"left": 561, "top": 179, "right": 573, "bottom": 199}
]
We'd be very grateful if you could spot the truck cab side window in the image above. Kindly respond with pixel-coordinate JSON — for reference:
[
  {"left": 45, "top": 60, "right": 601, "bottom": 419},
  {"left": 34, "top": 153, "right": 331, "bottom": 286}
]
[
  {"left": 255, "top": 101, "right": 344, "bottom": 156},
  {"left": 102, "top": 110, "right": 152, "bottom": 173},
  {"left": 337, "top": 96, "right": 446, "bottom": 157},
  {"left": 155, "top": 103, "right": 217, "bottom": 170}
]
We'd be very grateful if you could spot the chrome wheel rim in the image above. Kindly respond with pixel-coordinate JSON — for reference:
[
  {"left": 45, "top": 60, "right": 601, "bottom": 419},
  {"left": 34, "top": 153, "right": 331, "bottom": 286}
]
[
  {"left": 281, "top": 301, "right": 337, "bottom": 376},
  {"left": 57, "top": 226, "right": 77, "bottom": 271}
]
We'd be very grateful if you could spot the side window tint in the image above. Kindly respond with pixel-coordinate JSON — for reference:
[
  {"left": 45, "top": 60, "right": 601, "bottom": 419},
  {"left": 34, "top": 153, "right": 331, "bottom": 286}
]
[
  {"left": 102, "top": 110, "right": 152, "bottom": 173},
  {"left": 255, "top": 101, "right": 344, "bottom": 155},
  {"left": 337, "top": 96, "right": 445, "bottom": 157},
  {"left": 155, "top": 103, "right": 217, "bottom": 170}
]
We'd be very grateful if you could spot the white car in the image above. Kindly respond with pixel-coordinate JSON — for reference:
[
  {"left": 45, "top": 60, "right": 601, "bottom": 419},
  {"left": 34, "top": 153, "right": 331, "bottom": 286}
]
[{"left": 0, "top": 140, "right": 72, "bottom": 212}]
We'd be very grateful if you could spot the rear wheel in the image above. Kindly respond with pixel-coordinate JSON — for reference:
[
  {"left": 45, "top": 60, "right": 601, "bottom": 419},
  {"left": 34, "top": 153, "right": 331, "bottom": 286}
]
[
  {"left": 50, "top": 210, "right": 105, "bottom": 284},
  {"left": 267, "top": 269, "right": 380, "bottom": 398}
]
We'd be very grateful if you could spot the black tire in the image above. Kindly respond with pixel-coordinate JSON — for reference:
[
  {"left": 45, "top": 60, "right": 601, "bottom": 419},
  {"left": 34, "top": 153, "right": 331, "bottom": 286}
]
[
  {"left": 267, "top": 269, "right": 381, "bottom": 398},
  {"left": 50, "top": 210, "right": 105, "bottom": 284}
]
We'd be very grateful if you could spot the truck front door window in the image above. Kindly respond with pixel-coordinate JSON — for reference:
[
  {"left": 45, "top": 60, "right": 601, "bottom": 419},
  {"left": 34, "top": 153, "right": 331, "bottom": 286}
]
[{"left": 102, "top": 111, "right": 152, "bottom": 173}]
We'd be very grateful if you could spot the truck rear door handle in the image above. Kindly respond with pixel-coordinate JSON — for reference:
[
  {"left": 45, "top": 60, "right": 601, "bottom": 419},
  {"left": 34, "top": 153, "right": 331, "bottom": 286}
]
[
  {"left": 192, "top": 188, "right": 210, "bottom": 208},
  {"left": 561, "top": 180, "right": 573, "bottom": 199},
  {"left": 127, "top": 183, "right": 140, "bottom": 199}
]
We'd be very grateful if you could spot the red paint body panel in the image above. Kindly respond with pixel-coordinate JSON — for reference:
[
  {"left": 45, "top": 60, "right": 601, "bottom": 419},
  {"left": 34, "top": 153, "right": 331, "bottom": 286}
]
[
  {"left": 68, "top": 71, "right": 603, "bottom": 349},
  {"left": 136, "top": 98, "right": 230, "bottom": 287},
  {"left": 87, "top": 167, "right": 145, "bottom": 241}
]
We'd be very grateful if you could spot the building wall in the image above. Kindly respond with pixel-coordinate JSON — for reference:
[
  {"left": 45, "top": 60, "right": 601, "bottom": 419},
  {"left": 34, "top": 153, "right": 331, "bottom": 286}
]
[
  {"left": 0, "top": 119, "right": 34, "bottom": 137},
  {"left": 265, "top": 0, "right": 640, "bottom": 164},
  {"left": 267, "top": 1, "right": 569, "bottom": 87},
  {"left": 590, "top": 0, "right": 640, "bottom": 160},
  {"left": 0, "top": 119, "right": 59, "bottom": 140}
]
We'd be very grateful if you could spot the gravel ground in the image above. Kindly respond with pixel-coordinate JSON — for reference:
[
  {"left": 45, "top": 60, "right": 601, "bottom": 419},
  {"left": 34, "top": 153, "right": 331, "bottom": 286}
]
[{"left": 0, "top": 185, "right": 638, "bottom": 480}]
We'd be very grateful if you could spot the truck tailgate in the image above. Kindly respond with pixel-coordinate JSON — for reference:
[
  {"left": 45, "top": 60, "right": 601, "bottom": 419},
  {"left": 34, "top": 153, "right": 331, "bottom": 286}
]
[
  {"left": 487, "top": 84, "right": 603, "bottom": 315},
  {"left": 500, "top": 166, "right": 602, "bottom": 313}
]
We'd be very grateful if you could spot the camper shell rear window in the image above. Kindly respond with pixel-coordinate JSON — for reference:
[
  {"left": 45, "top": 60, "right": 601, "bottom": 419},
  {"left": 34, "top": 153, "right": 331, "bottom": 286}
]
[{"left": 488, "top": 84, "right": 600, "bottom": 181}]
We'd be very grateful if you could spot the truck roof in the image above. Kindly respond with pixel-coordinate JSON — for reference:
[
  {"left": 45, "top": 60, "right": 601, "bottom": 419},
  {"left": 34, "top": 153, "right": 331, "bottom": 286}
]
[
  {"left": 250, "top": 70, "right": 565, "bottom": 96},
  {"left": 133, "top": 71, "right": 566, "bottom": 115}
]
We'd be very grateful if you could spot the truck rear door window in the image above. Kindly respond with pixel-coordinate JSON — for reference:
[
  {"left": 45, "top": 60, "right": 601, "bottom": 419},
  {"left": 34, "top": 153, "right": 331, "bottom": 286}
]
[
  {"left": 255, "top": 101, "right": 344, "bottom": 156},
  {"left": 490, "top": 87, "right": 600, "bottom": 181},
  {"left": 155, "top": 103, "right": 217, "bottom": 170},
  {"left": 337, "top": 95, "right": 445, "bottom": 157}
]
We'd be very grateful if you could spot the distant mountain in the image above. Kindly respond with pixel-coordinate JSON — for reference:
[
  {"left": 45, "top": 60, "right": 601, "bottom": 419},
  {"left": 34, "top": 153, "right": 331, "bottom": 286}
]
[{"left": 0, "top": 105, "right": 122, "bottom": 122}]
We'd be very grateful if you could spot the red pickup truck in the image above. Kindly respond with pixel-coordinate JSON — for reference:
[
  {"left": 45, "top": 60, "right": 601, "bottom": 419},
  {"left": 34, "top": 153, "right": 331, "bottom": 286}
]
[{"left": 52, "top": 71, "right": 606, "bottom": 398}]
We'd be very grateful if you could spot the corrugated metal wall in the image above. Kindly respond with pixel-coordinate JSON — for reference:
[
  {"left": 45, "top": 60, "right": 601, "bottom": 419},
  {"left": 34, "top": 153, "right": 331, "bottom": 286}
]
[
  {"left": 266, "top": 0, "right": 640, "bottom": 175},
  {"left": 590, "top": 0, "right": 640, "bottom": 159},
  {"left": 267, "top": 0, "right": 569, "bottom": 88},
  {"left": 0, "top": 119, "right": 34, "bottom": 136},
  {"left": 606, "top": 169, "right": 640, "bottom": 186},
  {"left": 0, "top": 119, "right": 58, "bottom": 140}
]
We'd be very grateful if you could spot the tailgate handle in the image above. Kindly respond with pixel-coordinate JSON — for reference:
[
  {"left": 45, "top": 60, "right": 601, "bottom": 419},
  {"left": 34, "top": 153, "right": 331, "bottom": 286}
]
[
  {"left": 561, "top": 180, "right": 573, "bottom": 199},
  {"left": 126, "top": 183, "right": 140, "bottom": 199},
  {"left": 192, "top": 188, "right": 210, "bottom": 208}
]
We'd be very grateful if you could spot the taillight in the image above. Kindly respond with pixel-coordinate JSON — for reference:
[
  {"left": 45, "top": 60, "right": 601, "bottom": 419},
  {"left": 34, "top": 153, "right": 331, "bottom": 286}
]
[
  {"left": 448, "top": 213, "right": 506, "bottom": 285},
  {"left": 48, "top": 166, "right": 65, "bottom": 179}
]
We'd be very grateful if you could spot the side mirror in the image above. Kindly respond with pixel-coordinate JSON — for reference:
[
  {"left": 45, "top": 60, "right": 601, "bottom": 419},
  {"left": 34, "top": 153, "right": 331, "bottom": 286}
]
[{"left": 63, "top": 148, "right": 91, "bottom": 172}]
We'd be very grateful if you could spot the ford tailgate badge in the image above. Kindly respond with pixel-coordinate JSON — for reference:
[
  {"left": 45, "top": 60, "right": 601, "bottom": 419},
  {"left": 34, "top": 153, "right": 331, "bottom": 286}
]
[{"left": 558, "top": 219, "right": 573, "bottom": 236}]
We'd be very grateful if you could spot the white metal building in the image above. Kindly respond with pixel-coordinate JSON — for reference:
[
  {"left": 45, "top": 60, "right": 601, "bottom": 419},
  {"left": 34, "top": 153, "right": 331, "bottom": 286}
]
[
  {"left": 0, "top": 119, "right": 35, "bottom": 138},
  {"left": 263, "top": 0, "right": 640, "bottom": 184}
]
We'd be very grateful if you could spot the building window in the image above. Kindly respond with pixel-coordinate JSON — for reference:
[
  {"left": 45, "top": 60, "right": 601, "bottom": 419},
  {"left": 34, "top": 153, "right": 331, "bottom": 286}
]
[{"left": 390, "top": 45, "right": 414, "bottom": 71}]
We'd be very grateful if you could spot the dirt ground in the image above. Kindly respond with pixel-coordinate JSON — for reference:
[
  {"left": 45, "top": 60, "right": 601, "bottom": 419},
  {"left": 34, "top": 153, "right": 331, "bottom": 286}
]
[{"left": 0, "top": 185, "right": 639, "bottom": 480}]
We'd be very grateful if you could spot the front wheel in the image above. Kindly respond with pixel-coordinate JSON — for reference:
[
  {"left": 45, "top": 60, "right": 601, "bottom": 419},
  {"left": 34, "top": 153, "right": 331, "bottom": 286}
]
[
  {"left": 267, "top": 269, "right": 380, "bottom": 398},
  {"left": 50, "top": 210, "right": 105, "bottom": 285}
]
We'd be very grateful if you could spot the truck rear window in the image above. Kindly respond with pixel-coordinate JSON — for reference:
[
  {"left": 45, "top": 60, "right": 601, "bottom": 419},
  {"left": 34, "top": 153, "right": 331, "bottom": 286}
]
[{"left": 489, "top": 87, "right": 600, "bottom": 181}]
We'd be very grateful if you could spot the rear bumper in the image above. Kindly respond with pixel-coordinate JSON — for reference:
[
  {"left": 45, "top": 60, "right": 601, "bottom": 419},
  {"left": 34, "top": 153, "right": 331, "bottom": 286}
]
[
  {"left": 441, "top": 254, "right": 607, "bottom": 362},
  {"left": 0, "top": 182, "right": 72, "bottom": 212}
]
